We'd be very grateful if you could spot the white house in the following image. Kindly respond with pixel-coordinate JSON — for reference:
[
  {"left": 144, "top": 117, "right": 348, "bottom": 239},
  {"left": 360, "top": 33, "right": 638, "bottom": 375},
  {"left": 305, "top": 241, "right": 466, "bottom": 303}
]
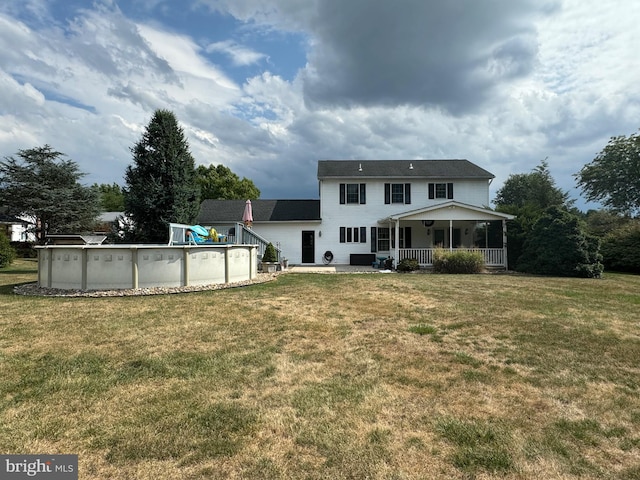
[
  {"left": 198, "top": 159, "right": 515, "bottom": 268},
  {"left": 0, "top": 212, "right": 35, "bottom": 242}
]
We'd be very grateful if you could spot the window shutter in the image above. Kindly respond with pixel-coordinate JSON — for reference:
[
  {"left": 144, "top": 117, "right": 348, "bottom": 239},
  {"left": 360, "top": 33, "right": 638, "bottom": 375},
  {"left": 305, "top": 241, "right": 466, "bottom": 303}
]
[
  {"left": 371, "top": 227, "right": 377, "bottom": 252},
  {"left": 339, "top": 184, "right": 346, "bottom": 204},
  {"left": 340, "top": 227, "right": 346, "bottom": 243},
  {"left": 404, "top": 183, "right": 411, "bottom": 204},
  {"left": 447, "top": 183, "right": 454, "bottom": 199},
  {"left": 360, "top": 183, "right": 366, "bottom": 204},
  {"left": 384, "top": 183, "right": 391, "bottom": 204},
  {"left": 405, "top": 227, "right": 412, "bottom": 249},
  {"left": 428, "top": 183, "right": 435, "bottom": 199},
  {"left": 360, "top": 227, "right": 366, "bottom": 243}
]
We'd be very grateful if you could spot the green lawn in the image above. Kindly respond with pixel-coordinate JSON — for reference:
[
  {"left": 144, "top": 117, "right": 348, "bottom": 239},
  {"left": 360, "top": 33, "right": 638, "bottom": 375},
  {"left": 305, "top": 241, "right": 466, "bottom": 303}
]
[{"left": 1, "top": 259, "right": 639, "bottom": 479}]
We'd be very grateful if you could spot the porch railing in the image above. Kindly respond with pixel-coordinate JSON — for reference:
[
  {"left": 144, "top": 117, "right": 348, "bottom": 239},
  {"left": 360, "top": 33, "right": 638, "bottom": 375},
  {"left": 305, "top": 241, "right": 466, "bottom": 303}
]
[{"left": 398, "top": 248, "right": 506, "bottom": 267}]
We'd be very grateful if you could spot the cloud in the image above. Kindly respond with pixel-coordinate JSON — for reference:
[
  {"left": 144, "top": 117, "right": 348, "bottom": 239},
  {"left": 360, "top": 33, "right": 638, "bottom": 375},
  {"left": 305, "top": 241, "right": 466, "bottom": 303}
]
[
  {"left": 205, "top": 40, "right": 267, "bottom": 66},
  {"left": 299, "top": 0, "right": 558, "bottom": 113}
]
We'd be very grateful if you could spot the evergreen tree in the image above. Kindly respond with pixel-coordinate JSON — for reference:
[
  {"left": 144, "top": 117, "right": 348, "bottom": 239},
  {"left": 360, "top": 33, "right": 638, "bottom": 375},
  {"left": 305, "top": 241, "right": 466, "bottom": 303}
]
[
  {"left": 124, "top": 110, "right": 200, "bottom": 243},
  {"left": 0, "top": 145, "right": 100, "bottom": 243},
  {"left": 494, "top": 160, "right": 572, "bottom": 269},
  {"left": 517, "top": 206, "right": 603, "bottom": 278}
]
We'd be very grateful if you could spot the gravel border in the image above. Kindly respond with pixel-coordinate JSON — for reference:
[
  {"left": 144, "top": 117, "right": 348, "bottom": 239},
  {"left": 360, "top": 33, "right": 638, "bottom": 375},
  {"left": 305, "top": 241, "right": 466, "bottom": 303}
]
[{"left": 13, "top": 272, "right": 281, "bottom": 297}]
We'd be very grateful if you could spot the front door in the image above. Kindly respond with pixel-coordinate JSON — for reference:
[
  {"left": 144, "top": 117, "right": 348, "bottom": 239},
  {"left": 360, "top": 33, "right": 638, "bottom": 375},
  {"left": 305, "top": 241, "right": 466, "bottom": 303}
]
[{"left": 301, "top": 231, "right": 315, "bottom": 263}]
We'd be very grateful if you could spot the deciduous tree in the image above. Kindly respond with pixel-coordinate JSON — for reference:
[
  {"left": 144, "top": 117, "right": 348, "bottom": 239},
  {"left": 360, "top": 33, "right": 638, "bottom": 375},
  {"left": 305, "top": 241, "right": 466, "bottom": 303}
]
[
  {"left": 94, "top": 182, "right": 125, "bottom": 211},
  {"left": 196, "top": 164, "right": 260, "bottom": 200},
  {"left": 576, "top": 131, "right": 640, "bottom": 216}
]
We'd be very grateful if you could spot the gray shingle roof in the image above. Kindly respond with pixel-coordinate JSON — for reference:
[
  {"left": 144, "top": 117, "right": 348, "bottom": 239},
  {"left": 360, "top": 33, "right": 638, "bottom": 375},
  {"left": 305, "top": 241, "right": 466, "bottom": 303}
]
[
  {"left": 317, "top": 159, "right": 494, "bottom": 179},
  {"left": 198, "top": 199, "right": 321, "bottom": 224}
]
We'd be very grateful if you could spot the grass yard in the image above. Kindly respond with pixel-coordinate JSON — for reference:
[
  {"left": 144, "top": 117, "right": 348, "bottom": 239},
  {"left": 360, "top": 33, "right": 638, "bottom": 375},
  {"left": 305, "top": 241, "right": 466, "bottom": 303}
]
[{"left": 1, "top": 259, "right": 640, "bottom": 479}]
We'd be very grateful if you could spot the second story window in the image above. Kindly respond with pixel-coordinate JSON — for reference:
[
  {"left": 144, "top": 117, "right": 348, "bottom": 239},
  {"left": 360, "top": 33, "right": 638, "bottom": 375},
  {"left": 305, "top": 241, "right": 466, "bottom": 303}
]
[
  {"left": 340, "top": 183, "right": 366, "bottom": 204},
  {"left": 428, "top": 182, "right": 454, "bottom": 200},
  {"left": 384, "top": 183, "right": 411, "bottom": 204}
]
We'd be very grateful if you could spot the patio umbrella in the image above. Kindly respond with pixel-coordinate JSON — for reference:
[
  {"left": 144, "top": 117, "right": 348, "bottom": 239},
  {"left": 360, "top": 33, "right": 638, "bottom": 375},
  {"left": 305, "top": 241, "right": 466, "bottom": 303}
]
[{"left": 242, "top": 199, "right": 253, "bottom": 228}]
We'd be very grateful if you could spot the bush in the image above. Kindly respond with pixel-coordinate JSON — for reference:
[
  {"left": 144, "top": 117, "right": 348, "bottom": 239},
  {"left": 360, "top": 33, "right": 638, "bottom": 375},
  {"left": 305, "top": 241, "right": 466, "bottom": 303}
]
[
  {"left": 600, "top": 222, "right": 640, "bottom": 273},
  {"left": 0, "top": 232, "right": 16, "bottom": 268},
  {"left": 397, "top": 258, "right": 420, "bottom": 272},
  {"left": 433, "top": 248, "right": 485, "bottom": 274},
  {"left": 262, "top": 242, "right": 278, "bottom": 263},
  {"left": 10, "top": 241, "right": 37, "bottom": 258},
  {"left": 517, "top": 206, "right": 603, "bottom": 278}
]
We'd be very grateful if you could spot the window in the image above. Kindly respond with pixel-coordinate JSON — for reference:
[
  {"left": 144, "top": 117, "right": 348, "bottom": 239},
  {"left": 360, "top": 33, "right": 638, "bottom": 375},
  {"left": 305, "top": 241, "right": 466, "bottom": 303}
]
[
  {"left": 340, "top": 183, "right": 366, "bottom": 204},
  {"left": 370, "top": 226, "right": 411, "bottom": 251},
  {"left": 377, "top": 228, "right": 390, "bottom": 251},
  {"left": 384, "top": 183, "right": 411, "bottom": 204},
  {"left": 428, "top": 182, "right": 454, "bottom": 199},
  {"left": 340, "top": 227, "right": 367, "bottom": 243}
]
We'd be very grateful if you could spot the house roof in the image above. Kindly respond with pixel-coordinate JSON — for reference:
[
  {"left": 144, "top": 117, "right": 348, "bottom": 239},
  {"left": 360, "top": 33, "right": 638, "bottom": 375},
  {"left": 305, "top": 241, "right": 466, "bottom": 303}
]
[
  {"left": 198, "top": 199, "right": 321, "bottom": 224},
  {"left": 0, "top": 213, "right": 31, "bottom": 225},
  {"left": 317, "top": 159, "right": 494, "bottom": 179},
  {"left": 382, "top": 201, "right": 516, "bottom": 223}
]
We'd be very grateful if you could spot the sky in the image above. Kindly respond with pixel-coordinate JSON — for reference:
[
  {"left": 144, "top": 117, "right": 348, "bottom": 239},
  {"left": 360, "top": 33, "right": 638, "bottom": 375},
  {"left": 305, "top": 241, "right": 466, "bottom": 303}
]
[{"left": 1, "top": 0, "right": 639, "bottom": 210}]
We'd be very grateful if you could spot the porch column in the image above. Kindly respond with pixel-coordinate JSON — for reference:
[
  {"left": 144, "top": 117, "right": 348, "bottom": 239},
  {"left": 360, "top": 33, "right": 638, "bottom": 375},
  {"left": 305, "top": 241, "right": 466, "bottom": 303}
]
[
  {"left": 449, "top": 220, "right": 453, "bottom": 251},
  {"left": 502, "top": 219, "right": 508, "bottom": 270},
  {"left": 394, "top": 220, "right": 400, "bottom": 265}
]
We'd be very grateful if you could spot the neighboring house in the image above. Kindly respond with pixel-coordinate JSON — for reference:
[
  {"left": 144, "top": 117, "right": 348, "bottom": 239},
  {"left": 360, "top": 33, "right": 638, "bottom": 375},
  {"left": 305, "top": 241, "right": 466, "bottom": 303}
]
[
  {"left": 198, "top": 159, "right": 515, "bottom": 268},
  {"left": 0, "top": 213, "right": 35, "bottom": 242}
]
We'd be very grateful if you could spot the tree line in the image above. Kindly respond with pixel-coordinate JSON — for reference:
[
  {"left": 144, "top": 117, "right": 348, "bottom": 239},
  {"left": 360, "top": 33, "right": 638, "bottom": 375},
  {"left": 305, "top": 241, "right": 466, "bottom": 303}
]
[{"left": 1, "top": 110, "right": 639, "bottom": 273}]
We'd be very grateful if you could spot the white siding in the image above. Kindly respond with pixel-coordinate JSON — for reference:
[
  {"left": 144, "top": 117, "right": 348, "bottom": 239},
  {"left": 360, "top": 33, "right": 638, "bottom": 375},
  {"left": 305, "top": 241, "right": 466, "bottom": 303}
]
[
  {"left": 250, "top": 222, "right": 321, "bottom": 264},
  {"left": 317, "top": 177, "right": 491, "bottom": 264}
]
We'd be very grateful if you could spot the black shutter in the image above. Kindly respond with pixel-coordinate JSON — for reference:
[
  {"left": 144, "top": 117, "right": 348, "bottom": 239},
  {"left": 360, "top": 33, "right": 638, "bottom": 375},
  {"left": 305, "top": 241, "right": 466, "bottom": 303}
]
[
  {"left": 428, "top": 183, "right": 435, "bottom": 199},
  {"left": 405, "top": 183, "right": 411, "bottom": 204},
  {"left": 447, "top": 183, "right": 454, "bottom": 199},
  {"left": 339, "top": 184, "right": 346, "bottom": 204},
  {"left": 371, "top": 227, "right": 377, "bottom": 252},
  {"left": 340, "top": 227, "right": 346, "bottom": 243},
  {"left": 360, "top": 227, "right": 366, "bottom": 243},
  {"left": 384, "top": 183, "right": 391, "bottom": 204},
  {"left": 360, "top": 183, "right": 366, "bottom": 204},
  {"left": 405, "top": 227, "right": 412, "bottom": 249}
]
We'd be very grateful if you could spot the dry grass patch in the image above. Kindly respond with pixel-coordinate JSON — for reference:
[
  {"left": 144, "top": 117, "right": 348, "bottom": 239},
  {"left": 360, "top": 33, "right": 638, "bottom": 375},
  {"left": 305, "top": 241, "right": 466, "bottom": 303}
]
[{"left": 1, "top": 260, "right": 640, "bottom": 478}]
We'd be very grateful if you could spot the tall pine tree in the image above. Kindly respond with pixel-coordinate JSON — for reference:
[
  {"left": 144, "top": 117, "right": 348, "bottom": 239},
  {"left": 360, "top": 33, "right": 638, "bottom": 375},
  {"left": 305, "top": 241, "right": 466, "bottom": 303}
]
[{"left": 124, "top": 110, "right": 200, "bottom": 242}]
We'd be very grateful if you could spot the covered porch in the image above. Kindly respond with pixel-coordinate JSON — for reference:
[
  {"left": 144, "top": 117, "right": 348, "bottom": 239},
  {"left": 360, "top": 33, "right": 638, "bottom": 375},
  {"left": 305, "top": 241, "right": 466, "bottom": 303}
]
[{"left": 382, "top": 201, "right": 515, "bottom": 269}]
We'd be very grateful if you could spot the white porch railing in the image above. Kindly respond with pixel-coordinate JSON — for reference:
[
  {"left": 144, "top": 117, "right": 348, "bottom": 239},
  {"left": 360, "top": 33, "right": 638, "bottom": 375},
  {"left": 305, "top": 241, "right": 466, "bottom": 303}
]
[{"left": 398, "top": 248, "right": 506, "bottom": 267}]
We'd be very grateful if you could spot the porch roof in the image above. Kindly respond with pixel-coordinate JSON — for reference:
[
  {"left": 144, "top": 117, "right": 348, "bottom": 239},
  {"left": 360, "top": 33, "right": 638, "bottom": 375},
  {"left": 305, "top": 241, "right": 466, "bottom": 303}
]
[{"left": 380, "top": 201, "right": 516, "bottom": 223}]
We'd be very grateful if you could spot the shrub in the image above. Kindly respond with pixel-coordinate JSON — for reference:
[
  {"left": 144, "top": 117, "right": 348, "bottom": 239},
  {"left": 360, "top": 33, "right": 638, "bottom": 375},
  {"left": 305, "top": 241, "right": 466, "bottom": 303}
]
[
  {"left": 397, "top": 258, "right": 420, "bottom": 272},
  {"left": 10, "top": 241, "right": 37, "bottom": 258},
  {"left": 262, "top": 242, "right": 278, "bottom": 263},
  {"left": 433, "top": 248, "right": 485, "bottom": 274},
  {"left": 600, "top": 221, "right": 640, "bottom": 273},
  {"left": 517, "top": 206, "right": 603, "bottom": 278},
  {"left": 0, "top": 232, "right": 16, "bottom": 268}
]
